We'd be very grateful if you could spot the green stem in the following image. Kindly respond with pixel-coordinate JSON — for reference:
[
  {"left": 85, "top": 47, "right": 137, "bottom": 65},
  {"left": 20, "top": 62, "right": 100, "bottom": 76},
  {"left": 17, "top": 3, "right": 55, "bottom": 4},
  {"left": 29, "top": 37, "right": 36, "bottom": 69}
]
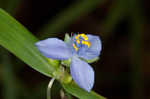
[{"left": 47, "top": 78, "right": 55, "bottom": 99}]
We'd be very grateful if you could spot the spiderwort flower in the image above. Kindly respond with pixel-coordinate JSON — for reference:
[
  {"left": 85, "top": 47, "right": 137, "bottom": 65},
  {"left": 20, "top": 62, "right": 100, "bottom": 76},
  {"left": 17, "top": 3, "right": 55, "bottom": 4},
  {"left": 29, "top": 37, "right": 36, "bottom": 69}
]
[{"left": 35, "top": 33, "right": 102, "bottom": 92}]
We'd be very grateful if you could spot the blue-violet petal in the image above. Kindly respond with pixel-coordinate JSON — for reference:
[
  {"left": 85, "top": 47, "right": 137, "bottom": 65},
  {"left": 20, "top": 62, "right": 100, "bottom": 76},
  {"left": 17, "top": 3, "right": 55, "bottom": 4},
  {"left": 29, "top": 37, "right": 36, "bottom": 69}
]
[
  {"left": 70, "top": 56, "right": 94, "bottom": 92},
  {"left": 35, "top": 38, "right": 72, "bottom": 60},
  {"left": 78, "top": 35, "right": 102, "bottom": 60}
]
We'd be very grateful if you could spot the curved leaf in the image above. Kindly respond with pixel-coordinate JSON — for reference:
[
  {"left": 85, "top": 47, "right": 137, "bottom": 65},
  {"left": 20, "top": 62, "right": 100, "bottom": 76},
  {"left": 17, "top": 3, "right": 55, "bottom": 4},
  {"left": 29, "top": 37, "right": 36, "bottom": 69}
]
[
  {"left": 0, "top": 9, "right": 55, "bottom": 77},
  {"left": 63, "top": 82, "right": 106, "bottom": 99}
]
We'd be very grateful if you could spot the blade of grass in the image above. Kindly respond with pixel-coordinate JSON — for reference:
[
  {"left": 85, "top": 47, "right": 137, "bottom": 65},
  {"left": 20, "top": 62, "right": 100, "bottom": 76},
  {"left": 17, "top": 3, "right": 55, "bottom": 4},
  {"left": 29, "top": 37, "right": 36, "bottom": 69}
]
[
  {"left": 62, "top": 82, "right": 106, "bottom": 99},
  {"left": 0, "top": 9, "right": 55, "bottom": 77}
]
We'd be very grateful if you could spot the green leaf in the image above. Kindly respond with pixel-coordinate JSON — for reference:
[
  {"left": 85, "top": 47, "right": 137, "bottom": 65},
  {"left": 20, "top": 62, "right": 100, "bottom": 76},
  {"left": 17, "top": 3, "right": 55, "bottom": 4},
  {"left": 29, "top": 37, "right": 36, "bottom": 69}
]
[
  {"left": 0, "top": 9, "right": 55, "bottom": 77},
  {"left": 62, "top": 82, "right": 106, "bottom": 99}
]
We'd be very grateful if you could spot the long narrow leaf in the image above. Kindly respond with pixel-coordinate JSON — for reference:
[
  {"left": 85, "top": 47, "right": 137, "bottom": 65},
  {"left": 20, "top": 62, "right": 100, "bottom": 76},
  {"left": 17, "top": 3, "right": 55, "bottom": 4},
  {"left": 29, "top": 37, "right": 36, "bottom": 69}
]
[
  {"left": 63, "top": 82, "right": 106, "bottom": 99},
  {"left": 0, "top": 9, "right": 54, "bottom": 77}
]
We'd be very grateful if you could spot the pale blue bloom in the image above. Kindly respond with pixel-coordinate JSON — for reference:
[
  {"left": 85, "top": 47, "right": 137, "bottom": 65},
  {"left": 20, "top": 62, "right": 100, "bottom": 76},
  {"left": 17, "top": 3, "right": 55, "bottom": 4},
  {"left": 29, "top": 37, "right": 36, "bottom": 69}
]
[{"left": 35, "top": 34, "right": 102, "bottom": 92}]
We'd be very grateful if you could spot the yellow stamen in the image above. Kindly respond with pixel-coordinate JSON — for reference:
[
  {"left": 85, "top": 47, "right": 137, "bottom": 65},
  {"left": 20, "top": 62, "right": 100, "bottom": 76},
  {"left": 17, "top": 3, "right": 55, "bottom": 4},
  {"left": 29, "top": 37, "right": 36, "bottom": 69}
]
[
  {"left": 73, "top": 43, "right": 78, "bottom": 51},
  {"left": 80, "top": 34, "right": 88, "bottom": 40},
  {"left": 75, "top": 34, "right": 80, "bottom": 39},
  {"left": 75, "top": 33, "right": 88, "bottom": 40},
  {"left": 82, "top": 41, "right": 91, "bottom": 47},
  {"left": 76, "top": 39, "right": 80, "bottom": 44}
]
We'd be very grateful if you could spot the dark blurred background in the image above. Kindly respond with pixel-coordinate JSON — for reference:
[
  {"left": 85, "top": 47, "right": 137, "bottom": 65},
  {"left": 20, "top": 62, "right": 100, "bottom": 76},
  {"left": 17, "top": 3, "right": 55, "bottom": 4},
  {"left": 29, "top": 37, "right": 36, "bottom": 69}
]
[{"left": 0, "top": 0, "right": 150, "bottom": 99}]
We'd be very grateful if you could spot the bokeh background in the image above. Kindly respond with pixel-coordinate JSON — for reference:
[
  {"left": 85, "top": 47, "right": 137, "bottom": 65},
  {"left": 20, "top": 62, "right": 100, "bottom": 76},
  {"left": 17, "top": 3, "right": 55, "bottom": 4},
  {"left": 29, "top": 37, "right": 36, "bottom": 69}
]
[{"left": 0, "top": 0, "right": 149, "bottom": 99}]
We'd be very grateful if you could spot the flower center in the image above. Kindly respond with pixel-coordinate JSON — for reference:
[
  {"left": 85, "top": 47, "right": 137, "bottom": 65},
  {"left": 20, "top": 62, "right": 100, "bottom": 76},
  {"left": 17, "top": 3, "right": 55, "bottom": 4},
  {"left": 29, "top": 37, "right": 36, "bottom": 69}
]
[{"left": 73, "top": 34, "right": 91, "bottom": 51}]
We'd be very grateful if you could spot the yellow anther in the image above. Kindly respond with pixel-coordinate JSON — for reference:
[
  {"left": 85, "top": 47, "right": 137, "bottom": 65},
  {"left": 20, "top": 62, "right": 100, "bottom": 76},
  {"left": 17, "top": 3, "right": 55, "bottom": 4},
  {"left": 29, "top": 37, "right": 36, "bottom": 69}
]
[
  {"left": 80, "top": 34, "right": 88, "bottom": 40},
  {"left": 76, "top": 39, "right": 80, "bottom": 44},
  {"left": 75, "top": 34, "right": 88, "bottom": 40},
  {"left": 73, "top": 43, "right": 78, "bottom": 51},
  {"left": 75, "top": 34, "right": 80, "bottom": 39},
  {"left": 82, "top": 41, "right": 91, "bottom": 47}
]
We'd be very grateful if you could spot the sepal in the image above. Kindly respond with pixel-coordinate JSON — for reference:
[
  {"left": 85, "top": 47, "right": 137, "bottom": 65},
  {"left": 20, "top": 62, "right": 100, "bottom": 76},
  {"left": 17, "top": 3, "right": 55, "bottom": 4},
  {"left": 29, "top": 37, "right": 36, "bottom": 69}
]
[
  {"left": 61, "top": 58, "right": 71, "bottom": 67},
  {"left": 47, "top": 58, "right": 60, "bottom": 68},
  {"left": 64, "top": 33, "right": 70, "bottom": 43}
]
